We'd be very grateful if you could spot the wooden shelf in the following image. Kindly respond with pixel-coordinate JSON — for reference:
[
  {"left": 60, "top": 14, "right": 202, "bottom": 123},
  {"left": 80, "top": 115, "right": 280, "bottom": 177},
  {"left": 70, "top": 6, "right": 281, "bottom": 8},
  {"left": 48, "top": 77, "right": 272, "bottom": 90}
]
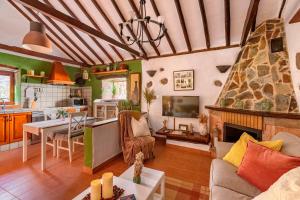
[
  {"left": 156, "top": 128, "right": 210, "bottom": 144},
  {"left": 24, "top": 74, "right": 48, "bottom": 83},
  {"left": 92, "top": 69, "right": 128, "bottom": 77}
]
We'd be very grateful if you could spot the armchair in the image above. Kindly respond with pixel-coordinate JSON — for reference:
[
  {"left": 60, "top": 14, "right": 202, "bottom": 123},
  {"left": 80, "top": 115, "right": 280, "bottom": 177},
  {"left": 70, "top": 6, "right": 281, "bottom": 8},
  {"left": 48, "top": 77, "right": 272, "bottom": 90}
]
[{"left": 118, "top": 110, "right": 155, "bottom": 164}]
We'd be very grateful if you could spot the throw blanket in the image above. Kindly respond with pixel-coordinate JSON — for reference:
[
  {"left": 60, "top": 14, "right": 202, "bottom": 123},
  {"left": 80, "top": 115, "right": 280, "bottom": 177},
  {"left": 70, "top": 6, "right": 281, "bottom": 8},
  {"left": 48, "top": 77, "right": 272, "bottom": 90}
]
[{"left": 254, "top": 167, "right": 300, "bottom": 200}]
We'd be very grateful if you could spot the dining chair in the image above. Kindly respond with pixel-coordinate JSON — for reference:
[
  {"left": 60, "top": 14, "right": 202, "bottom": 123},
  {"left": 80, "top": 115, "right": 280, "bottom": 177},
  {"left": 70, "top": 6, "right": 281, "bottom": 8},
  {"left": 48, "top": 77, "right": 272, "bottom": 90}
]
[
  {"left": 54, "top": 111, "right": 87, "bottom": 162},
  {"left": 44, "top": 110, "right": 59, "bottom": 157}
]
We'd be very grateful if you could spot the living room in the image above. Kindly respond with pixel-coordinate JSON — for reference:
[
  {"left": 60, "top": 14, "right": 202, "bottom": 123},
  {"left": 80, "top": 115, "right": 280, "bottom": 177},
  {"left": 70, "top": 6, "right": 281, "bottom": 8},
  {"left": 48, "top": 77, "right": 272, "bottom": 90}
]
[{"left": 0, "top": 0, "right": 300, "bottom": 199}]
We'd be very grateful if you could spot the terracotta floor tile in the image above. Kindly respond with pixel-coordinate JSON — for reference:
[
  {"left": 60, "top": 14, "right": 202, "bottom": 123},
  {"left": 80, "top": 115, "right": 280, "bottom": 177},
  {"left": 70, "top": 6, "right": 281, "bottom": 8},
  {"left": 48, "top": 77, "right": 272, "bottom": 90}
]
[{"left": 0, "top": 142, "right": 212, "bottom": 199}]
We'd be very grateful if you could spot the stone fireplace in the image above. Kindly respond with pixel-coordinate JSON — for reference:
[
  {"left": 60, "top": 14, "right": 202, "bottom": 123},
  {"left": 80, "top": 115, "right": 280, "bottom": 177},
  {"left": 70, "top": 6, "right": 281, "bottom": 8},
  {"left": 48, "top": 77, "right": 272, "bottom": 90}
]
[
  {"left": 217, "top": 19, "right": 298, "bottom": 113},
  {"left": 223, "top": 123, "right": 262, "bottom": 142},
  {"left": 206, "top": 19, "right": 300, "bottom": 147}
]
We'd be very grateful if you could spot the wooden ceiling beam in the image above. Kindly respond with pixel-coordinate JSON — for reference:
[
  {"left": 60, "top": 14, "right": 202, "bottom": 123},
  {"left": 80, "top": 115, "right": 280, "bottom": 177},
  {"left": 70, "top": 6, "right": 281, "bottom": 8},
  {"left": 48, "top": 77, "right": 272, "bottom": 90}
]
[
  {"left": 13, "top": 0, "right": 143, "bottom": 59},
  {"left": 251, "top": 8, "right": 258, "bottom": 32},
  {"left": 34, "top": 8, "right": 95, "bottom": 65},
  {"left": 224, "top": 0, "right": 230, "bottom": 46},
  {"left": 111, "top": 0, "right": 148, "bottom": 58},
  {"left": 149, "top": 0, "right": 176, "bottom": 54},
  {"left": 278, "top": 0, "right": 286, "bottom": 18},
  {"left": 48, "top": 0, "right": 105, "bottom": 64},
  {"left": 57, "top": 0, "right": 114, "bottom": 63},
  {"left": 128, "top": 0, "right": 160, "bottom": 56},
  {"left": 0, "top": 43, "right": 85, "bottom": 66},
  {"left": 90, "top": 0, "right": 136, "bottom": 60},
  {"left": 240, "top": 0, "right": 260, "bottom": 46},
  {"left": 174, "top": 0, "right": 192, "bottom": 52},
  {"left": 8, "top": 0, "right": 82, "bottom": 64},
  {"left": 290, "top": 9, "right": 300, "bottom": 24},
  {"left": 75, "top": 1, "right": 118, "bottom": 63},
  {"left": 139, "top": 44, "right": 239, "bottom": 59},
  {"left": 198, "top": 0, "right": 210, "bottom": 48},
  {"left": 33, "top": 13, "right": 92, "bottom": 64}
]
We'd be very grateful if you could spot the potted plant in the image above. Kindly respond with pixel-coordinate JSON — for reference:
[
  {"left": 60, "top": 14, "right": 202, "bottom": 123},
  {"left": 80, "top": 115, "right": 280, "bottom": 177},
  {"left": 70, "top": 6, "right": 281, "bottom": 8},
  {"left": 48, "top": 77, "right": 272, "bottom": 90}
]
[
  {"left": 112, "top": 82, "right": 117, "bottom": 99},
  {"left": 57, "top": 109, "right": 68, "bottom": 120},
  {"left": 143, "top": 88, "right": 156, "bottom": 114}
]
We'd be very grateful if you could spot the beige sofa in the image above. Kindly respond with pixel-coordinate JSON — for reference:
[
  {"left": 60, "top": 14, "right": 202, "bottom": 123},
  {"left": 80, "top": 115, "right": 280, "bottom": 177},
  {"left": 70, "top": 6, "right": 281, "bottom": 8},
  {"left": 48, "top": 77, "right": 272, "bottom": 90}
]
[{"left": 209, "top": 132, "right": 300, "bottom": 200}]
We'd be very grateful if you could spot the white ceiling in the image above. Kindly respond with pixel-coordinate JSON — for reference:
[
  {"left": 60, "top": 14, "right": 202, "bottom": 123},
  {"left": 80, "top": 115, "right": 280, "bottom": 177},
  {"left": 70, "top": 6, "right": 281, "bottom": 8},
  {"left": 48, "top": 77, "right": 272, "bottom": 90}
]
[{"left": 0, "top": 0, "right": 299, "bottom": 66}]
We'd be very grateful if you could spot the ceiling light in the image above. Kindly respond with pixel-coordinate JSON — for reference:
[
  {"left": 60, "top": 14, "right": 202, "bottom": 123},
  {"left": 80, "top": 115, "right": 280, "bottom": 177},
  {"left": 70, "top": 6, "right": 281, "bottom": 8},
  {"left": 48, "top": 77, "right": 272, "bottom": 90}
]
[
  {"left": 22, "top": 21, "right": 52, "bottom": 54},
  {"left": 119, "top": 0, "right": 166, "bottom": 52}
]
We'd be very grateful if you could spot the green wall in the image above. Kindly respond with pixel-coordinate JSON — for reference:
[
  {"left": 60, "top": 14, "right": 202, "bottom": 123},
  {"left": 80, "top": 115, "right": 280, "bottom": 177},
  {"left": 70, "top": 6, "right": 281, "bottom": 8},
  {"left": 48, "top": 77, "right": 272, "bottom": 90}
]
[
  {"left": 90, "top": 60, "right": 142, "bottom": 101},
  {"left": 0, "top": 52, "right": 142, "bottom": 107},
  {"left": 0, "top": 52, "right": 81, "bottom": 104}
]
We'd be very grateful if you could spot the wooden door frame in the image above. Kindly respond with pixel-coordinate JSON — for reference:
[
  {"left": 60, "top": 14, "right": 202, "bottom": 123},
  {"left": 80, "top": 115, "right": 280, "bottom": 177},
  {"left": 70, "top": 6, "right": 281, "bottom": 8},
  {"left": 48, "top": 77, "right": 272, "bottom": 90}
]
[{"left": 0, "top": 70, "right": 15, "bottom": 105}]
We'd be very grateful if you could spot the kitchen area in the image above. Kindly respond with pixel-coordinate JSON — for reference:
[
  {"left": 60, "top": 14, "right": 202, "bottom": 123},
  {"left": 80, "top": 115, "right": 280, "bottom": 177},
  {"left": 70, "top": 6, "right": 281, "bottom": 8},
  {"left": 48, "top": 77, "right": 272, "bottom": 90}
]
[
  {"left": 0, "top": 55, "right": 141, "bottom": 156},
  {"left": 0, "top": 61, "right": 92, "bottom": 152}
]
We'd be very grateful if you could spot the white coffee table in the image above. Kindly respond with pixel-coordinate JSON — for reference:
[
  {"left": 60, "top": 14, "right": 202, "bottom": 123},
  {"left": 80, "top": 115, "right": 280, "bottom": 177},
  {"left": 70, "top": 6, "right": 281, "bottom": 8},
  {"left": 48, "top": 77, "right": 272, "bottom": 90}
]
[
  {"left": 120, "top": 166, "right": 165, "bottom": 200},
  {"left": 73, "top": 176, "right": 152, "bottom": 200}
]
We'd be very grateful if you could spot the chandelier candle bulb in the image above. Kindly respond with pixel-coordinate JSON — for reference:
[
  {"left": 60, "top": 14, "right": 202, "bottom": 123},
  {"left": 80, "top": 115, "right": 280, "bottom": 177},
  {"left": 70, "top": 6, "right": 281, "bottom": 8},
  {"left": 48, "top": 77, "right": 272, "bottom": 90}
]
[
  {"left": 102, "top": 172, "right": 113, "bottom": 199},
  {"left": 90, "top": 179, "right": 101, "bottom": 200}
]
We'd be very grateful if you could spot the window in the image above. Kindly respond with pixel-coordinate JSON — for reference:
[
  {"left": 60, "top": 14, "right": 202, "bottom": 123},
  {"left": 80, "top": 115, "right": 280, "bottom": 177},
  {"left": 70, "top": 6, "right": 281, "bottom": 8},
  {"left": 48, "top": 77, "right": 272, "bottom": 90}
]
[
  {"left": 0, "top": 71, "right": 14, "bottom": 104},
  {"left": 102, "top": 78, "right": 127, "bottom": 100}
]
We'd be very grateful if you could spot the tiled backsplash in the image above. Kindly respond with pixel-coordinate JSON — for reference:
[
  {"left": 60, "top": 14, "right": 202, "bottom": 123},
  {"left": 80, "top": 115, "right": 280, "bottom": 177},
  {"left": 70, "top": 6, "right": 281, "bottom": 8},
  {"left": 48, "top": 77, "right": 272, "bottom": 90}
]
[{"left": 21, "top": 83, "right": 92, "bottom": 109}]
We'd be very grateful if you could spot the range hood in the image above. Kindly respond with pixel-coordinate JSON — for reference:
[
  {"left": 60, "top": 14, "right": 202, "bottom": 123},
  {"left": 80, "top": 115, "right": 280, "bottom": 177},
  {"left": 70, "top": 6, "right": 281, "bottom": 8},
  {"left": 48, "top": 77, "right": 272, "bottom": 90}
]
[{"left": 47, "top": 61, "right": 75, "bottom": 85}]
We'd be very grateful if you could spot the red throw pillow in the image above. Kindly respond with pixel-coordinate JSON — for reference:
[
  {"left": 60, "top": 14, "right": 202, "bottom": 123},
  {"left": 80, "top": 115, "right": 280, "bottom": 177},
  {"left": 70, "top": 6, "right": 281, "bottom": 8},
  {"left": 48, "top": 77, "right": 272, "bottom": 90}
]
[{"left": 237, "top": 141, "right": 300, "bottom": 191}]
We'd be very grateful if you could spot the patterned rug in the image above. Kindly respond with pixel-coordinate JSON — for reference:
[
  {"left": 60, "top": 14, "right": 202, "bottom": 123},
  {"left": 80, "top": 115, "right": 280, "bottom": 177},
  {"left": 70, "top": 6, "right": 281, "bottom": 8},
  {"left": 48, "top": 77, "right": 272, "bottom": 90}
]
[{"left": 165, "top": 177, "right": 209, "bottom": 200}]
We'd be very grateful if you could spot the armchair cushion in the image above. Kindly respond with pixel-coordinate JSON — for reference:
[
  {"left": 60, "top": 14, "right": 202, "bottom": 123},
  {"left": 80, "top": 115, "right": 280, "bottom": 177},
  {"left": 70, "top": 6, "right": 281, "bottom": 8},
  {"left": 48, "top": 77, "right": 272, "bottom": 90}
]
[
  {"left": 131, "top": 116, "right": 151, "bottom": 137},
  {"left": 119, "top": 111, "right": 155, "bottom": 164}
]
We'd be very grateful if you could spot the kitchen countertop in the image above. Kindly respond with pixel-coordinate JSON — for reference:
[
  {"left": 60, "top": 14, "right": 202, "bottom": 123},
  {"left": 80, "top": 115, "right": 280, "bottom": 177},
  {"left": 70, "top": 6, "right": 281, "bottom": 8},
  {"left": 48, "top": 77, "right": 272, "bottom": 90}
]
[
  {"left": 0, "top": 105, "right": 89, "bottom": 115},
  {"left": 85, "top": 118, "right": 118, "bottom": 128}
]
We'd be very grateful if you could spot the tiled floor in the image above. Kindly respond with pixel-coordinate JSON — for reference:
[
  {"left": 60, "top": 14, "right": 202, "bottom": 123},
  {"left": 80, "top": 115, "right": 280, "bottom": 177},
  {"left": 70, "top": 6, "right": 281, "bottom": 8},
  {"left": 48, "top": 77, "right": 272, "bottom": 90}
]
[{"left": 0, "top": 141, "right": 212, "bottom": 200}]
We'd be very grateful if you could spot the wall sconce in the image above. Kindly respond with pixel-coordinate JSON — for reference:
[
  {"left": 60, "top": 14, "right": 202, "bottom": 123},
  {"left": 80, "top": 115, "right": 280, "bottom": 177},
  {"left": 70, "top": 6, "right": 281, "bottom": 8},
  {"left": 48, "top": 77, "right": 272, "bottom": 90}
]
[{"left": 146, "top": 70, "right": 157, "bottom": 77}]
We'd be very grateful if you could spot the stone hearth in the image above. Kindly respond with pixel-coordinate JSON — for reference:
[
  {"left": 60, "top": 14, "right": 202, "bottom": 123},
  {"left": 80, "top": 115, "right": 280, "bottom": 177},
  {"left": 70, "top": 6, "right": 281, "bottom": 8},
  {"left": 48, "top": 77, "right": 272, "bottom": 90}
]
[{"left": 217, "top": 19, "right": 298, "bottom": 113}]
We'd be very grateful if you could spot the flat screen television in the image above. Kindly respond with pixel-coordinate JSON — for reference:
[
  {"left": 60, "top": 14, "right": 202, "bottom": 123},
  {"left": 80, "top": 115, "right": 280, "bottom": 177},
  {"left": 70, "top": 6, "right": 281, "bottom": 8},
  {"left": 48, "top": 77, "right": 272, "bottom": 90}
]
[{"left": 162, "top": 96, "right": 199, "bottom": 118}]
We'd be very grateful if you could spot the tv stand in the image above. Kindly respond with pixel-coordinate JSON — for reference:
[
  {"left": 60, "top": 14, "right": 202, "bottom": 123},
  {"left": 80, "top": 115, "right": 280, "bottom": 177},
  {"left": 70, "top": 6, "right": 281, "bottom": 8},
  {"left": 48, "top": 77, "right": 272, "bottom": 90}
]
[{"left": 156, "top": 128, "right": 210, "bottom": 144}]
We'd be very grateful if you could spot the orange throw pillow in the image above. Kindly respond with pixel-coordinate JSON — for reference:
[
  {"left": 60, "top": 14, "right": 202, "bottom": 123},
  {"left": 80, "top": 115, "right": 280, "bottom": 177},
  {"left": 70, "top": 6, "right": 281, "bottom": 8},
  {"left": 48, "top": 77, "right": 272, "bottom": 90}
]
[{"left": 237, "top": 141, "right": 300, "bottom": 192}]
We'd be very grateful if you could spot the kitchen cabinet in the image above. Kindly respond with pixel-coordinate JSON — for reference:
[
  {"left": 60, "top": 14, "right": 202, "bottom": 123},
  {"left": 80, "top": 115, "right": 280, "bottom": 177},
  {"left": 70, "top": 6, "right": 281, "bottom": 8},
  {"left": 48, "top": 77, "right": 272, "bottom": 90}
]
[
  {"left": 0, "top": 114, "right": 9, "bottom": 145},
  {"left": 0, "top": 112, "right": 31, "bottom": 145}
]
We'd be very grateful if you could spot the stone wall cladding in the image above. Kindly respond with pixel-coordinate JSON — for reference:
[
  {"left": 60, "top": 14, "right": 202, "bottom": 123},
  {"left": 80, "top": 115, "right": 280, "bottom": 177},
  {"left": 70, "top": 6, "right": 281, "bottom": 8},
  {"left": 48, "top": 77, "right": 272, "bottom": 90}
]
[{"left": 217, "top": 19, "right": 299, "bottom": 113}]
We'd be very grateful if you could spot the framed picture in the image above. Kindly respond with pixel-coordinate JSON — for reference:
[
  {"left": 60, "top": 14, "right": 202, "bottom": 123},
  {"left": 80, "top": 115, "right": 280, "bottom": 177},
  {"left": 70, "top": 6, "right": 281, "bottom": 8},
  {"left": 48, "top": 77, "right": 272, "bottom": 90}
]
[
  {"left": 129, "top": 73, "right": 141, "bottom": 106},
  {"left": 173, "top": 70, "right": 194, "bottom": 91},
  {"left": 179, "top": 124, "right": 189, "bottom": 132}
]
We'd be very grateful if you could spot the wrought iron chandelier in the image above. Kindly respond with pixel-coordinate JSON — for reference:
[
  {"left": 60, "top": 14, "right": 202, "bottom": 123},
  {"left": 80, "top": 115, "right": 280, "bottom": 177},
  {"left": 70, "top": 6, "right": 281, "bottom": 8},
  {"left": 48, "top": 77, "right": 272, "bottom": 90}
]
[{"left": 119, "top": 0, "right": 166, "bottom": 50}]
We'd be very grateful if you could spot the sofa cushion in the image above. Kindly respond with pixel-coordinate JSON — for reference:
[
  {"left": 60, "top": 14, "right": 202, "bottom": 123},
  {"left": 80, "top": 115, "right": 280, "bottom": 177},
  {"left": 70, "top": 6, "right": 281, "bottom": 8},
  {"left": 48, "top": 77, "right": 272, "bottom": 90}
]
[
  {"left": 210, "top": 159, "right": 261, "bottom": 197},
  {"left": 223, "top": 132, "right": 283, "bottom": 167},
  {"left": 272, "top": 132, "right": 300, "bottom": 157},
  {"left": 237, "top": 141, "right": 300, "bottom": 191}
]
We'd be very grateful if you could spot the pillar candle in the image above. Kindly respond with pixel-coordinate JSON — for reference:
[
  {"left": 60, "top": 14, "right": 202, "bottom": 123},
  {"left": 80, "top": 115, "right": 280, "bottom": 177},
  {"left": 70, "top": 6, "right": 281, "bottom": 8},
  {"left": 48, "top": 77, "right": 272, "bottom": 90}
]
[
  {"left": 90, "top": 179, "right": 101, "bottom": 200},
  {"left": 102, "top": 172, "right": 113, "bottom": 199}
]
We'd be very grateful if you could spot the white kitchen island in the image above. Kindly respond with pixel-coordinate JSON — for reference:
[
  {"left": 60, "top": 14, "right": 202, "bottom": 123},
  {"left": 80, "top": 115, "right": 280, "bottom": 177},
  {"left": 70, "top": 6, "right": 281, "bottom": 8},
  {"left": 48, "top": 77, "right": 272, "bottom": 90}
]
[{"left": 83, "top": 118, "right": 121, "bottom": 174}]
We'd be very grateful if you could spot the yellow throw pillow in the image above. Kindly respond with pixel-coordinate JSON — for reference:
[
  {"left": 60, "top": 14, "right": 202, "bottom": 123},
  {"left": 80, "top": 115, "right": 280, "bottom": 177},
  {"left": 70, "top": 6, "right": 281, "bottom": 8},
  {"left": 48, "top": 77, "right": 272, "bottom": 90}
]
[{"left": 223, "top": 132, "right": 283, "bottom": 167}]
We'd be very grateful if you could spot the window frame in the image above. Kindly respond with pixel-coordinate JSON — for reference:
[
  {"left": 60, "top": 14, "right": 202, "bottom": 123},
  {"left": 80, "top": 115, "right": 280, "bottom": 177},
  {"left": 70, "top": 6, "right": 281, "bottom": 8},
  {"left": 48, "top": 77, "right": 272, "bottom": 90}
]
[
  {"left": 101, "top": 76, "right": 128, "bottom": 100},
  {"left": 0, "top": 70, "right": 15, "bottom": 105}
]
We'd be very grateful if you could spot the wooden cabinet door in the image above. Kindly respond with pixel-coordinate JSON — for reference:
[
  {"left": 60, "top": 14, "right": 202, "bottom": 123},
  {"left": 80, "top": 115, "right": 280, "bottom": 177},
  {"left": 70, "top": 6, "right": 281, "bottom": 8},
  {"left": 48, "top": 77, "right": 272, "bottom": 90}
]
[
  {"left": 0, "top": 115, "right": 9, "bottom": 145},
  {"left": 9, "top": 113, "right": 31, "bottom": 143}
]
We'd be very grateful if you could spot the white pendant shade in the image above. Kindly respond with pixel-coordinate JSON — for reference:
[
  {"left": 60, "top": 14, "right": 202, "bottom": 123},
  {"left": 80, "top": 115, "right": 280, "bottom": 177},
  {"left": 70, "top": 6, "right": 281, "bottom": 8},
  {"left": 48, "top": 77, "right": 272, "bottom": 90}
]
[{"left": 22, "top": 21, "right": 52, "bottom": 54}]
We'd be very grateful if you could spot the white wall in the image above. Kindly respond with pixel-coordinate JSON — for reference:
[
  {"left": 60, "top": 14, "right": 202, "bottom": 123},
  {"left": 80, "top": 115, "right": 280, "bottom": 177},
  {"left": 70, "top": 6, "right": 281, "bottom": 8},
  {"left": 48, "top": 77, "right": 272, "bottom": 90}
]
[
  {"left": 141, "top": 48, "right": 240, "bottom": 132},
  {"left": 285, "top": 21, "right": 300, "bottom": 106}
]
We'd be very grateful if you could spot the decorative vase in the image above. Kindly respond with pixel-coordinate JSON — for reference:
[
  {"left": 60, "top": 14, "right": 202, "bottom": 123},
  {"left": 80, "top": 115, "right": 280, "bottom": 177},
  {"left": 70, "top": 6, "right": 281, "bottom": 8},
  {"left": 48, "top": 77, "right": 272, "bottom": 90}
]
[{"left": 132, "top": 81, "right": 139, "bottom": 106}]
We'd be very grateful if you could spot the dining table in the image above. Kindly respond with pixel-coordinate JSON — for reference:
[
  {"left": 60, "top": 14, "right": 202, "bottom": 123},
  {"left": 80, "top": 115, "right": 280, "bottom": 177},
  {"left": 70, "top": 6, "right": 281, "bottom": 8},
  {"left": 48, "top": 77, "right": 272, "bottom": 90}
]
[{"left": 22, "top": 117, "right": 95, "bottom": 171}]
